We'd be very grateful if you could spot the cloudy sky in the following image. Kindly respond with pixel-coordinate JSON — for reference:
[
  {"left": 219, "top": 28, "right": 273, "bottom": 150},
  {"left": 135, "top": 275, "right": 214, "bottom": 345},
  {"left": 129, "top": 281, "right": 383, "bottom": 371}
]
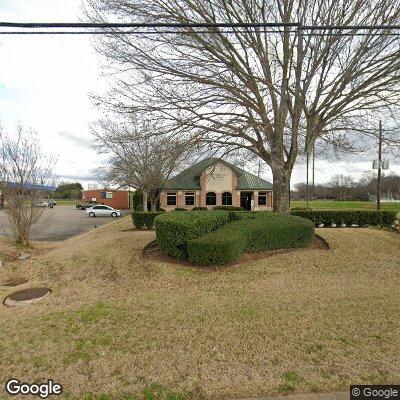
[{"left": 0, "top": 0, "right": 398, "bottom": 189}]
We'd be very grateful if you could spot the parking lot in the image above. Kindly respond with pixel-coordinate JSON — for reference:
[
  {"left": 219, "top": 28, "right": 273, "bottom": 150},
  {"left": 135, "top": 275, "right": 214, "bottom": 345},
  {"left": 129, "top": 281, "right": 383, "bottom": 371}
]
[{"left": 0, "top": 206, "right": 127, "bottom": 241}]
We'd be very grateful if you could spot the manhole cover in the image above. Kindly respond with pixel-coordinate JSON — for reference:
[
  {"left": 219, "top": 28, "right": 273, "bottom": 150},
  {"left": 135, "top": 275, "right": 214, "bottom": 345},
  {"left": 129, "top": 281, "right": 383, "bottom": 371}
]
[
  {"left": 2, "top": 278, "right": 28, "bottom": 287},
  {"left": 4, "top": 287, "right": 51, "bottom": 307}
]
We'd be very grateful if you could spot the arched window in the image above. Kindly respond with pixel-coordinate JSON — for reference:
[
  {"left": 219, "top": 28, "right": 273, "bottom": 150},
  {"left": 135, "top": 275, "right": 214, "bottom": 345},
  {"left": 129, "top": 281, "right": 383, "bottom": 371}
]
[
  {"left": 206, "top": 192, "right": 216, "bottom": 206},
  {"left": 222, "top": 192, "right": 232, "bottom": 206}
]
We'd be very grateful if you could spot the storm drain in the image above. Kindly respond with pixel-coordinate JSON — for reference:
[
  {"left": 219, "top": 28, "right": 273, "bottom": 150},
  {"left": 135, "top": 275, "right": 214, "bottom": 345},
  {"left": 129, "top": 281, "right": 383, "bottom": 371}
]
[
  {"left": 4, "top": 287, "right": 51, "bottom": 307},
  {"left": 2, "top": 278, "right": 28, "bottom": 287}
]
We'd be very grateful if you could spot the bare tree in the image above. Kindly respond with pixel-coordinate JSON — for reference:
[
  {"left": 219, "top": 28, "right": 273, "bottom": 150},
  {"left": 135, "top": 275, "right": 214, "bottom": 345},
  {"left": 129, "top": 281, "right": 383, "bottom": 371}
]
[
  {"left": 328, "top": 174, "right": 355, "bottom": 201},
  {"left": 0, "top": 126, "right": 56, "bottom": 245},
  {"left": 85, "top": 0, "right": 400, "bottom": 213},
  {"left": 92, "top": 118, "right": 198, "bottom": 211}
]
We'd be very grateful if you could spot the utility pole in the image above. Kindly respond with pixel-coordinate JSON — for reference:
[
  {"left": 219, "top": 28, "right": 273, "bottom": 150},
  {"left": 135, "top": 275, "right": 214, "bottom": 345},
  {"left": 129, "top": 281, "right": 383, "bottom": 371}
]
[{"left": 376, "top": 120, "right": 382, "bottom": 211}]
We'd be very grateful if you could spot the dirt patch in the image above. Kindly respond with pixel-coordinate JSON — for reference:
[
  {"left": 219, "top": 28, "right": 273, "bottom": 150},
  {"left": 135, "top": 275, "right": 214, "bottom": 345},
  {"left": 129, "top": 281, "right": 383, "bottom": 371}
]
[
  {"left": 141, "top": 235, "right": 329, "bottom": 268},
  {"left": 4, "top": 287, "right": 51, "bottom": 307},
  {"left": 315, "top": 234, "right": 330, "bottom": 249},
  {"left": 2, "top": 277, "right": 29, "bottom": 287}
]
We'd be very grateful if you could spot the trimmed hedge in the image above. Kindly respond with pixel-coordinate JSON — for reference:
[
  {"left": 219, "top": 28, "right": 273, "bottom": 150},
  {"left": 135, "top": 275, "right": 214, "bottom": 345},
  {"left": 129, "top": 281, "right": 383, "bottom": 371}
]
[
  {"left": 192, "top": 207, "right": 208, "bottom": 211},
  {"left": 132, "top": 211, "right": 165, "bottom": 229},
  {"left": 188, "top": 230, "right": 246, "bottom": 265},
  {"left": 290, "top": 209, "right": 397, "bottom": 227},
  {"left": 154, "top": 210, "right": 229, "bottom": 259},
  {"left": 188, "top": 213, "right": 315, "bottom": 266},
  {"left": 175, "top": 207, "right": 187, "bottom": 211},
  {"left": 214, "top": 205, "right": 244, "bottom": 211},
  {"left": 227, "top": 210, "right": 274, "bottom": 221}
]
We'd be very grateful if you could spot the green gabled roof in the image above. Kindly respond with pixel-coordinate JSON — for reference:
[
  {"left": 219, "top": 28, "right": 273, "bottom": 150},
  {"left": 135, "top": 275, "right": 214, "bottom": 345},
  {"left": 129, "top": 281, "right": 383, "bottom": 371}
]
[{"left": 163, "top": 158, "right": 273, "bottom": 190}]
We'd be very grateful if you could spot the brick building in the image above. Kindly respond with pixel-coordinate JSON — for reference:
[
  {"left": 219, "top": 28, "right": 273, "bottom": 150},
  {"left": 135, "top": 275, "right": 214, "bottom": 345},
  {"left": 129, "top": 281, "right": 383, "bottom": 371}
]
[
  {"left": 159, "top": 158, "right": 273, "bottom": 211},
  {"left": 81, "top": 189, "right": 134, "bottom": 210}
]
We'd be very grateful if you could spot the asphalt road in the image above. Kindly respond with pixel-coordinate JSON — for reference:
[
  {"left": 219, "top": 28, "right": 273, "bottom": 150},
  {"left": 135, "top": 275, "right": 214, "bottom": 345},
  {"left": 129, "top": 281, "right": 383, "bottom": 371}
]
[{"left": 0, "top": 206, "right": 127, "bottom": 241}]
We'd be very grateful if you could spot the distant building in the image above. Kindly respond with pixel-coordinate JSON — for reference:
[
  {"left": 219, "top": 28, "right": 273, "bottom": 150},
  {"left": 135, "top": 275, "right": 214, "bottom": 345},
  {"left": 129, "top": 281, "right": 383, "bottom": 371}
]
[
  {"left": 159, "top": 158, "right": 273, "bottom": 211},
  {"left": 81, "top": 189, "right": 134, "bottom": 210}
]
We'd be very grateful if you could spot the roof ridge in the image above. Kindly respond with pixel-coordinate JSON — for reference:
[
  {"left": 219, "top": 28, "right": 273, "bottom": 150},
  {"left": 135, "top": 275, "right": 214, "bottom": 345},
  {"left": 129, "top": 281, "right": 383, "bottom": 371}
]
[{"left": 163, "top": 157, "right": 273, "bottom": 190}]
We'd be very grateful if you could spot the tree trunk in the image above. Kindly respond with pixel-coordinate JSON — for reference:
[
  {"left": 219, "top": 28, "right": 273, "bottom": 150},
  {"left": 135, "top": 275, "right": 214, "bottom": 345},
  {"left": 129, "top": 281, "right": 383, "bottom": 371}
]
[
  {"left": 142, "top": 190, "right": 148, "bottom": 212},
  {"left": 271, "top": 165, "right": 291, "bottom": 214},
  {"left": 150, "top": 202, "right": 156, "bottom": 212}
]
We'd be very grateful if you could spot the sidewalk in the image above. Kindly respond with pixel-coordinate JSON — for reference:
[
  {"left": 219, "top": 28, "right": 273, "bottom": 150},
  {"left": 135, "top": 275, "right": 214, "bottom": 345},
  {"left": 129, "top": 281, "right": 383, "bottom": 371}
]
[{"left": 235, "top": 391, "right": 349, "bottom": 400}]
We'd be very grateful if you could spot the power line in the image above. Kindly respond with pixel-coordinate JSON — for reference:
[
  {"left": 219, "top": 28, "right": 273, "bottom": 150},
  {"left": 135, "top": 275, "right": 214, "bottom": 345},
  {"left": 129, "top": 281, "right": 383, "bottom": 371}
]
[
  {"left": 0, "top": 22, "right": 300, "bottom": 29},
  {"left": 1, "top": 21, "right": 400, "bottom": 29},
  {"left": 0, "top": 29, "right": 295, "bottom": 35},
  {"left": 2, "top": 30, "right": 400, "bottom": 36},
  {"left": 0, "top": 21, "right": 400, "bottom": 36}
]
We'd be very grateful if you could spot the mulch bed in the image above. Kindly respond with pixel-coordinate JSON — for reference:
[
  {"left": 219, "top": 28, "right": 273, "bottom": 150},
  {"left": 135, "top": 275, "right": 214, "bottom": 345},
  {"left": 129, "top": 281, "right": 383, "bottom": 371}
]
[{"left": 141, "top": 234, "right": 329, "bottom": 268}]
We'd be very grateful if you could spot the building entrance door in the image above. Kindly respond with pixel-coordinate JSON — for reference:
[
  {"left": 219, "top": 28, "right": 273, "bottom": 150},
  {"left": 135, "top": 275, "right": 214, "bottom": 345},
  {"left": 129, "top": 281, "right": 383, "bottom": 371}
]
[{"left": 240, "top": 192, "right": 253, "bottom": 211}]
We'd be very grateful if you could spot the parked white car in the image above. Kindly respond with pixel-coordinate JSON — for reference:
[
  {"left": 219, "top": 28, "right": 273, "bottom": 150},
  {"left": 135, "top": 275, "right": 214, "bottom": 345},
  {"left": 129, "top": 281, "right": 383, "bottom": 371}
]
[{"left": 86, "top": 205, "right": 123, "bottom": 218}]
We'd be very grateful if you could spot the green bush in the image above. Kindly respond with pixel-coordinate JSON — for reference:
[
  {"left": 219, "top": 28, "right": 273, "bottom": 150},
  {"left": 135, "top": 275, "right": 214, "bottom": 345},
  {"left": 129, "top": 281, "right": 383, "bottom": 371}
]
[
  {"left": 188, "top": 213, "right": 315, "bottom": 266},
  {"left": 174, "top": 207, "right": 187, "bottom": 211},
  {"left": 192, "top": 207, "right": 208, "bottom": 211},
  {"left": 155, "top": 210, "right": 229, "bottom": 259},
  {"left": 132, "top": 211, "right": 165, "bottom": 229},
  {"left": 188, "top": 230, "right": 246, "bottom": 265},
  {"left": 227, "top": 210, "right": 283, "bottom": 221},
  {"left": 214, "top": 205, "right": 243, "bottom": 211},
  {"left": 290, "top": 209, "right": 397, "bottom": 227}
]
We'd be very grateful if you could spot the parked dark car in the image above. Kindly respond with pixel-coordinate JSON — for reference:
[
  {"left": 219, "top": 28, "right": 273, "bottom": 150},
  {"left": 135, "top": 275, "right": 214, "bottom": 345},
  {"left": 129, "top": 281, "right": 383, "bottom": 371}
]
[
  {"left": 37, "top": 199, "right": 57, "bottom": 208},
  {"left": 47, "top": 199, "right": 57, "bottom": 207},
  {"left": 76, "top": 200, "right": 98, "bottom": 210}
]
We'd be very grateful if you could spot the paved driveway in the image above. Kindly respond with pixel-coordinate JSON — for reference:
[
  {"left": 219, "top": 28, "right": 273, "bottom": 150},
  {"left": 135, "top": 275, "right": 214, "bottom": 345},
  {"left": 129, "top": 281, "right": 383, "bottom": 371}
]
[{"left": 0, "top": 206, "right": 128, "bottom": 241}]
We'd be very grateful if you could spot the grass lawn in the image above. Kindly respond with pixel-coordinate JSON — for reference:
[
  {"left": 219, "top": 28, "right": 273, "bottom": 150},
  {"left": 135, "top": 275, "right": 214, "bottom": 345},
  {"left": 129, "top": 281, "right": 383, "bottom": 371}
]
[
  {"left": 0, "top": 218, "right": 399, "bottom": 399},
  {"left": 55, "top": 199, "right": 79, "bottom": 206},
  {"left": 291, "top": 200, "right": 400, "bottom": 213}
]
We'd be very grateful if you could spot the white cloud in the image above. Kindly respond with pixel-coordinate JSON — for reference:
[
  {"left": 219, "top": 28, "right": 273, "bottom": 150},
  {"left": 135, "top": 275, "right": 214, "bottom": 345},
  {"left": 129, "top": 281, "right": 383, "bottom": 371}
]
[
  {"left": 0, "top": 0, "right": 106, "bottom": 186},
  {"left": 0, "top": 1, "right": 398, "bottom": 189}
]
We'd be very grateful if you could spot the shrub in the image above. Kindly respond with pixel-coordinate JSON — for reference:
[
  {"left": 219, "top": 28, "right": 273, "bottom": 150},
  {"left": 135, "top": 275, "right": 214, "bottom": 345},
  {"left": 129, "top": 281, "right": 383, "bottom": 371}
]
[
  {"left": 188, "top": 213, "right": 315, "bottom": 266},
  {"left": 192, "top": 207, "right": 208, "bottom": 211},
  {"left": 227, "top": 210, "right": 276, "bottom": 221},
  {"left": 175, "top": 207, "right": 187, "bottom": 211},
  {"left": 155, "top": 210, "right": 229, "bottom": 259},
  {"left": 214, "top": 206, "right": 243, "bottom": 211},
  {"left": 188, "top": 230, "right": 246, "bottom": 265},
  {"left": 132, "top": 211, "right": 165, "bottom": 229},
  {"left": 290, "top": 209, "right": 397, "bottom": 227}
]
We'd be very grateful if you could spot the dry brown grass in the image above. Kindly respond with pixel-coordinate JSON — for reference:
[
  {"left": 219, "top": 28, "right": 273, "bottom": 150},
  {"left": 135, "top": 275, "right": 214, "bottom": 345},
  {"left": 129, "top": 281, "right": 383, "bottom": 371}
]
[{"left": 0, "top": 218, "right": 399, "bottom": 400}]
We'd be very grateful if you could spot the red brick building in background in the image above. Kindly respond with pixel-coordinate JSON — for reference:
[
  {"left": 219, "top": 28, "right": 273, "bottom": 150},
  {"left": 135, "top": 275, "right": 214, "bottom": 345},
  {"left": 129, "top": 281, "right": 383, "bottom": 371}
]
[{"left": 81, "top": 189, "right": 134, "bottom": 210}]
